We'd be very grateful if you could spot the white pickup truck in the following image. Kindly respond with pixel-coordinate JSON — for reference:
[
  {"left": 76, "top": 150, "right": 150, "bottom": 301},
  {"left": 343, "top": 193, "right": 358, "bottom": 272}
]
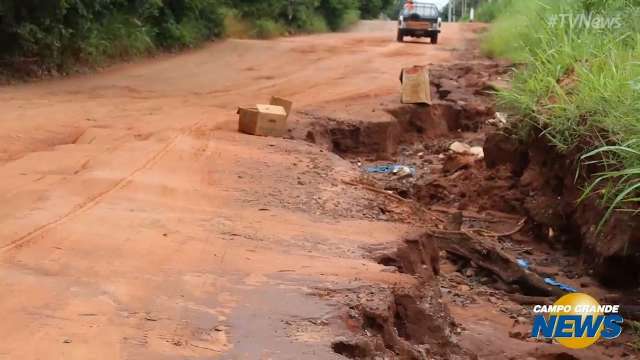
[{"left": 397, "top": 1, "right": 442, "bottom": 44}]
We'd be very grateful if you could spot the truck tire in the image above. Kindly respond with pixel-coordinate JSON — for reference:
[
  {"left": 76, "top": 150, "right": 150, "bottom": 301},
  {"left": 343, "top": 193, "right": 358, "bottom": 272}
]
[
  {"left": 397, "top": 30, "right": 404, "bottom": 42},
  {"left": 431, "top": 34, "right": 438, "bottom": 44}
]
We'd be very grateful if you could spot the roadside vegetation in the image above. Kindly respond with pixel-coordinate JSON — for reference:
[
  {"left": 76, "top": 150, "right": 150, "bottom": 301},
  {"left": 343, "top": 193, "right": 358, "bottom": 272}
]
[
  {"left": 479, "top": 0, "right": 640, "bottom": 225},
  {"left": 0, "top": 0, "right": 395, "bottom": 76},
  {"left": 475, "top": 0, "right": 512, "bottom": 22}
]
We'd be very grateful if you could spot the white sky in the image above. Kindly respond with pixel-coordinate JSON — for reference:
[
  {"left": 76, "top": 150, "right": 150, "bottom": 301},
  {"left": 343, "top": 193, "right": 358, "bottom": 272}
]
[{"left": 432, "top": 0, "right": 450, "bottom": 9}]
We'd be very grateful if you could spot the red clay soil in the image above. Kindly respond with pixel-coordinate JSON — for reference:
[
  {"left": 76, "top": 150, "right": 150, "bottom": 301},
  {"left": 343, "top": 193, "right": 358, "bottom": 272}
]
[
  {"left": 0, "top": 21, "right": 638, "bottom": 360},
  {"left": 289, "top": 49, "right": 639, "bottom": 358},
  {"left": 0, "top": 21, "right": 479, "bottom": 359}
]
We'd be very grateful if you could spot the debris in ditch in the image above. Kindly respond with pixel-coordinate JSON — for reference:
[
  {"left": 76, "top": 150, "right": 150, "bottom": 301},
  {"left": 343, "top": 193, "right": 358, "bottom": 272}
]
[
  {"left": 365, "top": 164, "right": 416, "bottom": 178},
  {"left": 341, "top": 179, "right": 410, "bottom": 204},
  {"left": 469, "top": 147, "right": 484, "bottom": 159},
  {"left": 449, "top": 141, "right": 470, "bottom": 154},
  {"left": 442, "top": 153, "right": 477, "bottom": 174},
  {"left": 487, "top": 112, "right": 508, "bottom": 128},
  {"left": 483, "top": 79, "right": 511, "bottom": 92},
  {"left": 543, "top": 277, "right": 578, "bottom": 293},
  {"left": 430, "top": 228, "right": 566, "bottom": 297},
  {"left": 453, "top": 217, "right": 526, "bottom": 239},
  {"left": 516, "top": 258, "right": 529, "bottom": 270},
  {"left": 448, "top": 141, "right": 484, "bottom": 159},
  {"left": 429, "top": 206, "right": 520, "bottom": 223},
  {"left": 392, "top": 165, "right": 415, "bottom": 179}
]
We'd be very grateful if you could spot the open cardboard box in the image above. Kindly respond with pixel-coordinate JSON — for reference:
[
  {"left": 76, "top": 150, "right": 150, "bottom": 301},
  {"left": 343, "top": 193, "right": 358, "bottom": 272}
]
[
  {"left": 237, "top": 96, "right": 293, "bottom": 137},
  {"left": 400, "top": 66, "right": 432, "bottom": 104}
]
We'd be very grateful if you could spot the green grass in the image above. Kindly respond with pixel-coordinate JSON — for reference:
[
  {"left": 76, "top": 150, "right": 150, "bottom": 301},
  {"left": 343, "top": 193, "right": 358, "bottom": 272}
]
[
  {"left": 292, "top": 12, "right": 330, "bottom": 34},
  {"left": 223, "top": 9, "right": 330, "bottom": 39},
  {"left": 72, "top": 14, "right": 156, "bottom": 68},
  {"left": 480, "top": 0, "right": 551, "bottom": 62},
  {"left": 1, "top": 0, "right": 362, "bottom": 74},
  {"left": 222, "top": 9, "right": 253, "bottom": 38},
  {"left": 476, "top": 0, "right": 514, "bottom": 22},
  {"left": 483, "top": 0, "right": 640, "bottom": 226},
  {"left": 301, "top": 13, "right": 330, "bottom": 33},
  {"left": 340, "top": 9, "right": 362, "bottom": 30},
  {"left": 252, "top": 19, "right": 287, "bottom": 39}
]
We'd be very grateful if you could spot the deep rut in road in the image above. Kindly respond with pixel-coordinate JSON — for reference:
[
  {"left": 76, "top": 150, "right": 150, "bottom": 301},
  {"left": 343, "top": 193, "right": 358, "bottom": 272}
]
[{"left": 291, "top": 61, "right": 640, "bottom": 359}]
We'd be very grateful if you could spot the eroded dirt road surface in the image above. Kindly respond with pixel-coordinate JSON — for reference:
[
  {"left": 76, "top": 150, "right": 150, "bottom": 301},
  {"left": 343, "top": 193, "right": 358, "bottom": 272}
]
[
  {"left": 1, "top": 21, "right": 633, "bottom": 360},
  {"left": 0, "top": 21, "right": 478, "bottom": 359}
]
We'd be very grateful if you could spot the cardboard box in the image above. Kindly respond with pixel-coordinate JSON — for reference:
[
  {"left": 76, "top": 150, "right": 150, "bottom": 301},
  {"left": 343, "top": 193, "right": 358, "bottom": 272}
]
[
  {"left": 400, "top": 66, "right": 432, "bottom": 104},
  {"left": 238, "top": 97, "right": 293, "bottom": 137},
  {"left": 270, "top": 96, "right": 293, "bottom": 119},
  {"left": 238, "top": 104, "right": 288, "bottom": 137}
]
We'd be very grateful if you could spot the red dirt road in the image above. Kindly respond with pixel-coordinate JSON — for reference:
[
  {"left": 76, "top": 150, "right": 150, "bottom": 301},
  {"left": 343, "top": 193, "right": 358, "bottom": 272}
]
[{"left": 0, "top": 22, "right": 480, "bottom": 359}]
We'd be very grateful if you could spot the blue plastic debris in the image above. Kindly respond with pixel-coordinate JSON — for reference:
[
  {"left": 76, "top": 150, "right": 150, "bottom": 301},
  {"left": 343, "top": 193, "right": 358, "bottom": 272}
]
[
  {"left": 544, "top": 278, "right": 577, "bottom": 293},
  {"left": 366, "top": 164, "right": 395, "bottom": 174},
  {"left": 516, "top": 258, "right": 529, "bottom": 270},
  {"left": 365, "top": 164, "right": 416, "bottom": 176}
]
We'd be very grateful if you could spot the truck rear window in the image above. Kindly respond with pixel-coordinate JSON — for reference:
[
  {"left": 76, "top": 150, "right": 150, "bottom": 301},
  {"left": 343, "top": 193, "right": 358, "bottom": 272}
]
[{"left": 402, "top": 4, "right": 439, "bottom": 18}]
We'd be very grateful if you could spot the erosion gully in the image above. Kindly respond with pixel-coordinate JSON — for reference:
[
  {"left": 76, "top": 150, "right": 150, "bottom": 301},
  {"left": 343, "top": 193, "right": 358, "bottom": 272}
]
[{"left": 288, "top": 60, "right": 640, "bottom": 359}]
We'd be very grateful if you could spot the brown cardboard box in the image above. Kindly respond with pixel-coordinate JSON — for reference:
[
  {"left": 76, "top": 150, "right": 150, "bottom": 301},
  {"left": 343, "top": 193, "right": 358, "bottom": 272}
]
[
  {"left": 270, "top": 96, "right": 293, "bottom": 118},
  {"left": 238, "top": 104, "right": 288, "bottom": 137},
  {"left": 400, "top": 66, "right": 432, "bottom": 104},
  {"left": 238, "top": 96, "right": 293, "bottom": 137}
]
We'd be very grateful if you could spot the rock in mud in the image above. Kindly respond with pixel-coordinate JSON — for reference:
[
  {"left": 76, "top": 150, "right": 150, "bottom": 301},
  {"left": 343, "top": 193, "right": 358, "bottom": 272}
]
[{"left": 331, "top": 337, "right": 386, "bottom": 359}]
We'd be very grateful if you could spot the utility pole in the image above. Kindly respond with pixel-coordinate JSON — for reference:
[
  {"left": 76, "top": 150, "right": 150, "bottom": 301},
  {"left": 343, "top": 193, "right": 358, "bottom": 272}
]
[
  {"left": 462, "top": 0, "right": 466, "bottom": 19},
  {"left": 464, "top": 0, "right": 467, "bottom": 19},
  {"left": 449, "top": 0, "right": 454, "bottom": 22}
]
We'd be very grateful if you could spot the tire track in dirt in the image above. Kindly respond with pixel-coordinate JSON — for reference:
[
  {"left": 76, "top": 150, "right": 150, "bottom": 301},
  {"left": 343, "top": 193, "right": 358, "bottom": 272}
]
[{"left": 0, "top": 121, "right": 203, "bottom": 253}]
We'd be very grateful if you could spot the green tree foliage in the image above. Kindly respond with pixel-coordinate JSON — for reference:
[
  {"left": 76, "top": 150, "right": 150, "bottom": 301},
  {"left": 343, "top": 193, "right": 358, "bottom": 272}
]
[
  {"left": 358, "top": 0, "right": 395, "bottom": 19},
  {"left": 0, "top": 0, "right": 381, "bottom": 73},
  {"left": 0, "top": 0, "right": 224, "bottom": 71},
  {"left": 318, "top": 0, "right": 358, "bottom": 30}
]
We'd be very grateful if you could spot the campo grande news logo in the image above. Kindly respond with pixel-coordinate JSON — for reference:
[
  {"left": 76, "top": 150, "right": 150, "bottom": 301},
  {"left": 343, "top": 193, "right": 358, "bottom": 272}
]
[{"left": 531, "top": 293, "right": 624, "bottom": 349}]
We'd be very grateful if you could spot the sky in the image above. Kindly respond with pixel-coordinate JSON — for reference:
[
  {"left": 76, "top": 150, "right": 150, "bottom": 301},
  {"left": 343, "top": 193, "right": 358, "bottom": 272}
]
[{"left": 432, "top": 0, "right": 450, "bottom": 9}]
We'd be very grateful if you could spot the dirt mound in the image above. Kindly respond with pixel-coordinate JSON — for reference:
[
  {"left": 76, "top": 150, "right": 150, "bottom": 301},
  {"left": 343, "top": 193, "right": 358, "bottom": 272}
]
[
  {"left": 331, "top": 286, "right": 463, "bottom": 360},
  {"left": 290, "top": 95, "right": 402, "bottom": 159},
  {"left": 328, "top": 232, "right": 469, "bottom": 360}
]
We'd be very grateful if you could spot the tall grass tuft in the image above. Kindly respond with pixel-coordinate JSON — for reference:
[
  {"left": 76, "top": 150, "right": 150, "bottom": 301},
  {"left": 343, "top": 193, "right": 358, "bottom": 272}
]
[
  {"left": 476, "top": 0, "right": 514, "bottom": 22},
  {"left": 252, "top": 19, "right": 286, "bottom": 39},
  {"left": 483, "top": 0, "right": 640, "bottom": 226}
]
